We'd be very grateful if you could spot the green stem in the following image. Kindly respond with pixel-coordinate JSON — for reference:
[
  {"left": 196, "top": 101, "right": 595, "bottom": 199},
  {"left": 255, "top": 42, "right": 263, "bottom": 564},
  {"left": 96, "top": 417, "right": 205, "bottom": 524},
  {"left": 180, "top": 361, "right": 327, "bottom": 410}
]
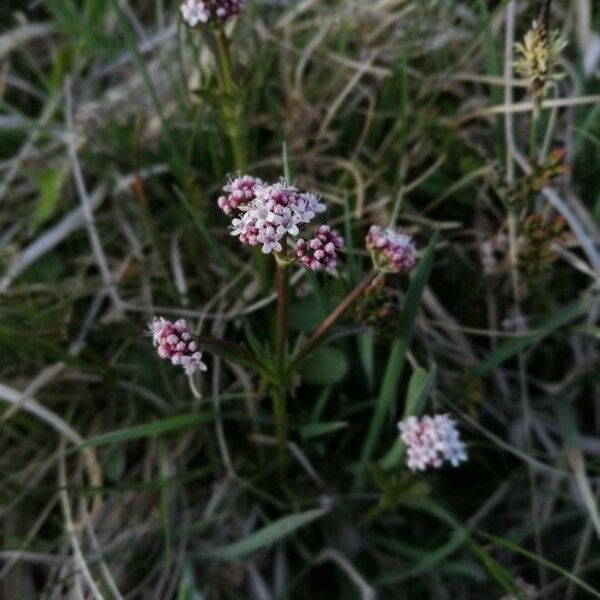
[
  {"left": 295, "top": 269, "right": 378, "bottom": 365},
  {"left": 272, "top": 386, "right": 288, "bottom": 479},
  {"left": 529, "top": 108, "right": 540, "bottom": 161},
  {"left": 274, "top": 258, "right": 289, "bottom": 477},
  {"left": 215, "top": 28, "right": 247, "bottom": 171},
  {"left": 276, "top": 260, "right": 288, "bottom": 373}
]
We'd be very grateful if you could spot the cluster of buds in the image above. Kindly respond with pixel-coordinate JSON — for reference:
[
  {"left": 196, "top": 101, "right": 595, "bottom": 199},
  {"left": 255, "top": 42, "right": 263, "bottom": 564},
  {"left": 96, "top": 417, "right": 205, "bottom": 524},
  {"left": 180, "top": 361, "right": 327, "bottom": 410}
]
[
  {"left": 514, "top": 18, "right": 567, "bottom": 111},
  {"left": 296, "top": 225, "right": 344, "bottom": 271},
  {"left": 398, "top": 414, "right": 468, "bottom": 472},
  {"left": 518, "top": 214, "right": 568, "bottom": 281},
  {"left": 180, "top": 0, "right": 245, "bottom": 26},
  {"left": 218, "top": 174, "right": 344, "bottom": 271},
  {"left": 366, "top": 225, "right": 417, "bottom": 274},
  {"left": 149, "top": 318, "right": 207, "bottom": 375},
  {"left": 500, "top": 578, "right": 538, "bottom": 600}
]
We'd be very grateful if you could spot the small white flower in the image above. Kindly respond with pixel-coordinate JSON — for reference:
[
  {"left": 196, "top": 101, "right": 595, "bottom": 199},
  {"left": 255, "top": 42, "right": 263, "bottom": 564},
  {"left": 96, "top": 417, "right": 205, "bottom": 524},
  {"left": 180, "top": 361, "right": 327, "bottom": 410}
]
[
  {"left": 398, "top": 414, "right": 467, "bottom": 472},
  {"left": 180, "top": 0, "right": 210, "bottom": 26}
]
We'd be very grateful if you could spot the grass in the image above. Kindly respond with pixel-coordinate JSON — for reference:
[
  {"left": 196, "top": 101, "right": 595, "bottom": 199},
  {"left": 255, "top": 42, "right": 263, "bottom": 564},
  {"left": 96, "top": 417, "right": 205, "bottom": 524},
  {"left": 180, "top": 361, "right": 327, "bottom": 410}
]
[{"left": 1, "top": 0, "right": 600, "bottom": 598}]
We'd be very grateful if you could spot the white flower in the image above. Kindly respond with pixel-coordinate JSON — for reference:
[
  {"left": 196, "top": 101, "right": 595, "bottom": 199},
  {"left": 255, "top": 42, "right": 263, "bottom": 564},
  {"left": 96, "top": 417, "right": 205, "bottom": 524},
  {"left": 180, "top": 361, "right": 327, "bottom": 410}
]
[
  {"left": 398, "top": 414, "right": 468, "bottom": 472},
  {"left": 180, "top": 0, "right": 210, "bottom": 26},
  {"left": 257, "top": 225, "right": 283, "bottom": 254}
]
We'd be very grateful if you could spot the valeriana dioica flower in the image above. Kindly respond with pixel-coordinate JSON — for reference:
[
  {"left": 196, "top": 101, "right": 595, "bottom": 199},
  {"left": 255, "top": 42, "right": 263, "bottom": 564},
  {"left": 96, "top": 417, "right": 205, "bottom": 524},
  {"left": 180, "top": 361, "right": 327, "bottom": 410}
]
[
  {"left": 149, "top": 317, "right": 207, "bottom": 375},
  {"left": 220, "top": 175, "right": 343, "bottom": 271},
  {"left": 366, "top": 225, "right": 417, "bottom": 274},
  {"left": 217, "top": 175, "right": 263, "bottom": 216},
  {"left": 180, "top": 0, "right": 245, "bottom": 26},
  {"left": 296, "top": 225, "right": 344, "bottom": 271},
  {"left": 398, "top": 414, "right": 467, "bottom": 472}
]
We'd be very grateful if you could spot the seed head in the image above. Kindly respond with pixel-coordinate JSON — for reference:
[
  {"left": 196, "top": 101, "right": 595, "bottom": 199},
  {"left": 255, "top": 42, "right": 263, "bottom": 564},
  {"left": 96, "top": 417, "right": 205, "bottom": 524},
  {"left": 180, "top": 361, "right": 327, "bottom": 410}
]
[{"left": 514, "top": 19, "right": 566, "bottom": 111}]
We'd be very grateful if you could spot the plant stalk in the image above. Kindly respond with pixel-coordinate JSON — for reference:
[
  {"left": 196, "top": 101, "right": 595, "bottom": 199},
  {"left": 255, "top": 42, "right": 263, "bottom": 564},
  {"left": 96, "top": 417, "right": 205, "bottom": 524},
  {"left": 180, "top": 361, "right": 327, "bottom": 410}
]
[
  {"left": 274, "top": 258, "right": 289, "bottom": 476},
  {"left": 296, "top": 269, "right": 378, "bottom": 364},
  {"left": 215, "top": 28, "right": 247, "bottom": 172}
]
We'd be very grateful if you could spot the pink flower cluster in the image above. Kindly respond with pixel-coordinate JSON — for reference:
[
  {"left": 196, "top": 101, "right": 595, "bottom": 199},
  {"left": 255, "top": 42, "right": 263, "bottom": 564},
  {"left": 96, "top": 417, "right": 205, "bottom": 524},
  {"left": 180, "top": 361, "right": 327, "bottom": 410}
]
[
  {"left": 365, "top": 225, "right": 417, "bottom": 274},
  {"left": 218, "top": 174, "right": 343, "bottom": 270},
  {"left": 149, "top": 317, "right": 207, "bottom": 375},
  {"left": 180, "top": 0, "right": 245, "bottom": 26},
  {"left": 398, "top": 414, "right": 467, "bottom": 472},
  {"left": 296, "top": 225, "right": 344, "bottom": 271},
  {"left": 218, "top": 175, "right": 262, "bottom": 216}
]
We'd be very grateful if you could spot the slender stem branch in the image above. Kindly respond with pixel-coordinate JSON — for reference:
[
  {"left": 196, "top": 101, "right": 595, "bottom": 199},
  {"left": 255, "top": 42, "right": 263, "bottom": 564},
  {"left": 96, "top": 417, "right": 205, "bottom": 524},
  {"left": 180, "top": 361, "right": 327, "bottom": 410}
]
[
  {"left": 296, "top": 269, "right": 378, "bottom": 364},
  {"left": 274, "top": 257, "right": 289, "bottom": 477},
  {"left": 215, "top": 28, "right": 247, "bottom": 171},
  {"left": 272, "top": 387, "right": 288, "bottom": 479},
  {"left": 276, "top": 260, "right": 288, "bottom": 373}
]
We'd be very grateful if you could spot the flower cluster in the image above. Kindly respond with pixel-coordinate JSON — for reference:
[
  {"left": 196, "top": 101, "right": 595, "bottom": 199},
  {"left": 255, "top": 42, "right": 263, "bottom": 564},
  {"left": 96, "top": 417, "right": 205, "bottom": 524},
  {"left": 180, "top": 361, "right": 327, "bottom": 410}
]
[
  {"left": 219, "top": 174, "right": 344, "bottom": 271},
  {"left": 180, "top": 0, "right": 245, "bottom": 27},
  {"left": 217, "top": 175, "right": 263, "bottom": 216},
  {"left": 366, "top": 225, "right": 417, "bottom": 274},
  {"left": 149, "top": 317, "right": 207, "bottom": 375},
  {"left": 398, "top": 414, "right": 467, "bottom": 472},
  {"left": 296, "top": 225, "right": 344, "bottom": 271}
]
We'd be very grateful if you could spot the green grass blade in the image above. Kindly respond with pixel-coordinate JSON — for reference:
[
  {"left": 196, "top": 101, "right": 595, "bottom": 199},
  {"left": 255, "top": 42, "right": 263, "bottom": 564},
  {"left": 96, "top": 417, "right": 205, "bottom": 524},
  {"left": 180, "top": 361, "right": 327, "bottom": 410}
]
[
  {"left": 380, "top": 364, "right": 436, "bottom": 470},
  {"left": 77, "top": 412, "right": 215, "bottom": 449},
  {"left": 355, "top": 231, "right": 439, "bottom": 490},
  {"left": 478, "top": 530, "right": 600, "bottom": 599},
  {"left": 300, "top": 421, "right": 348, "bottom": 440},
  {"left": 208, "top": 507, "right": 329, "bottom": 560}
]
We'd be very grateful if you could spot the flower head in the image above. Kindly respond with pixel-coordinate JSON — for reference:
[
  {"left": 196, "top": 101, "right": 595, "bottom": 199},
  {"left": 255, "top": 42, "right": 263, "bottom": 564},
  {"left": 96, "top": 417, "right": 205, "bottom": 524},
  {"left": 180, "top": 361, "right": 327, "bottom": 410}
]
[
  {"left": 218, "top": 175, "right": 263, "bottom": 216},
  {"left": 149, "top": 317, "right": 207, "bottom": 375},
  {"left": 514, "top": 19, "right": 566, "bottom": 111},
  {"left": 180, "top": 0, "right": 245, "bottom": 26},
  {"left": 296, "top": 225, "right": 344, "bottom": 271},
  {"left": 224, "top": 177, "right": 328, "bottom": 255},
  {"left": 398, "top": 414, "right": 467, "bottom": 472},
  {"left": 366, "top": 225, "right": 417, "bottom": 274}
]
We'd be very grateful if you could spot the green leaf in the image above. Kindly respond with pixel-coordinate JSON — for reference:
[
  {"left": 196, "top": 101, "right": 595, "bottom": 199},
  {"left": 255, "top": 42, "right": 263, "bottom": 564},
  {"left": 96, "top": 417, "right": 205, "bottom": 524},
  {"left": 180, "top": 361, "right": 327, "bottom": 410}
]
[
  {"left": 33, "top": 166, "right": 67, "bottom": 227},
  {"left": 300, "top": 421, "right": 348, "bottom": 440},
  {"left": 77, "top": 413, "right": 215, "bottom": 449},
  {"left": 299, "top": 345, "right": 348, "bottom": 385},
  {"left": 478, "top": 530, "right": 600, "bottom": 599},
  {"left": 197, "top": 336, "right": 264, "bottom": 373},
  {"left": 380, "top": 365, "right": 436, "bottom": 471},
  {"left": 355, "top": 232, "right": 439, "bottom": 490},
  {"left": 208, "top": 507, "right": 329, "bottom": 560}
]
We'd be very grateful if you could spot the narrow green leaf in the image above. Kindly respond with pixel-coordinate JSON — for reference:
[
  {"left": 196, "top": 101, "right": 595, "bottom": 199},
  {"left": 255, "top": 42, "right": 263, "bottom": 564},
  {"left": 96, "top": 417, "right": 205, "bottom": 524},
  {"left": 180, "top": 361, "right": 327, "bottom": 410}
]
[
  {"left": 300, "top": 421, "right": 348, "bottom": 440},
  {"left": 355, "top": 231, "right": 439, "bottom": 490},
  {"left": 77, "top": 413, "right": 215, "bottom": 449},
  {"left": 380, "top": 365, "right": 436, "bottom": 470},
  {"left": 478, "top": 530, "right": 600, "bottom": 599},
  {"left": 197, "top": 336, "right": 263, "bottom": 372},
  {"left": 208, "top": 507, "right": 329, "bottom": 560},
  {"left": 173, "top": 186, "right": 231, "bottom": 274}
]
